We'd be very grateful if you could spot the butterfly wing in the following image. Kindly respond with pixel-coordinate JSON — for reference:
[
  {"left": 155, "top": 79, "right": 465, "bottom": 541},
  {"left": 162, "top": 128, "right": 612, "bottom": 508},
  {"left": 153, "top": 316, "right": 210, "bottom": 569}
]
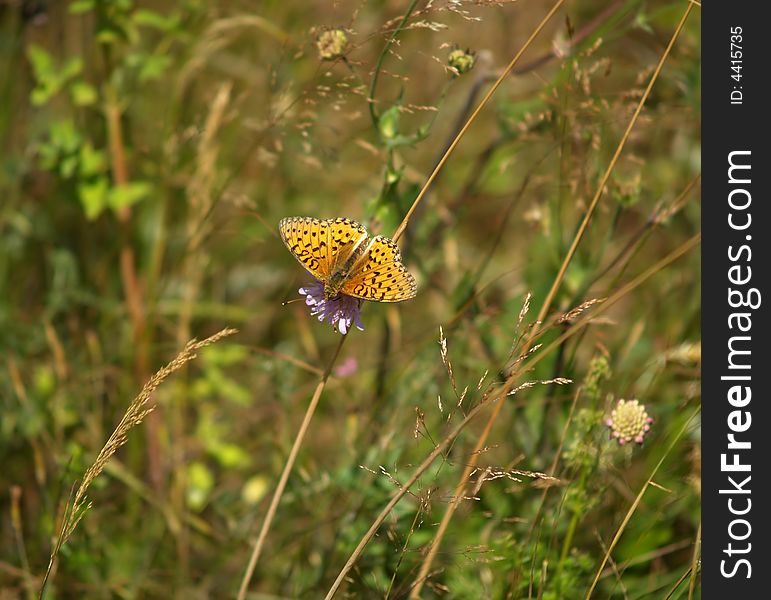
[
  {"left": 279, "top": 217, "right": 333, "bottom": 281},
  {"left": 279, "top": 216, "right": 368, "bottom": 282},
  {"left": 326, "top": 217, "right": 369, "bottom": 273},
  {"left": 340, "top": 235, "right": 417, "bottom": 302}
]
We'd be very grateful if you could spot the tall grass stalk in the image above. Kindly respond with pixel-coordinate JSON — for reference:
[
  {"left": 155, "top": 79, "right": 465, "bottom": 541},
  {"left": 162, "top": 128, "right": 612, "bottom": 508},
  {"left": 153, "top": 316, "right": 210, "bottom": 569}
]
[
  {"left": 409, "top": 3, "right": 697, "bottom": 591},
  {"left": 235, "top": 0, "right": 566, "bottom": 594},
  {"left": 585, "top": 407, "right": 701, "bottom": 599},
  {"left": 173, "top": 80, "right": 233, "bottom": 580},
  {"left": 236, "top": 333, "right": 346, "bottom": 600},
  {"left": 326, "top": 234, "right": 700, "bottom": 599}
]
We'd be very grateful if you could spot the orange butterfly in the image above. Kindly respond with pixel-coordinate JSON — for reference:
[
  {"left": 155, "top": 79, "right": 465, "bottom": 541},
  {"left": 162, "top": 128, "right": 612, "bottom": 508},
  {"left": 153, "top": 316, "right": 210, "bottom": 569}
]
[{"left": 279, "top": 217, "right": 417, "bottom": 302}]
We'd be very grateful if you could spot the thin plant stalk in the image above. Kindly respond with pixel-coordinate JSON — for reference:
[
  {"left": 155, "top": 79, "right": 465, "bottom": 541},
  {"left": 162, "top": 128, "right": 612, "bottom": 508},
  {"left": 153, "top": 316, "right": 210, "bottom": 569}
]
[
  {"left": 391, "top": 0, "right": 568, "bottom": 244},
  {"left": 236, "top": 333, "right": 346, "bottom": 600},
  {"left": 327, "top": 234, "right": 700, "bottom": 600},
  {"left": 409, "top": 3, "right": 695, "bottom": 591},
  {"left": 688, "top": 521, "right": 701, "bottom": 599},
  {"left": 235, "top": 0, "right": 565, "bottom": 592},
  {"left": 585, "top": 407, "right": 701, "bottom": 599},
  {"left": 368, "top": 0, "right": 421, "bottom": 129}
]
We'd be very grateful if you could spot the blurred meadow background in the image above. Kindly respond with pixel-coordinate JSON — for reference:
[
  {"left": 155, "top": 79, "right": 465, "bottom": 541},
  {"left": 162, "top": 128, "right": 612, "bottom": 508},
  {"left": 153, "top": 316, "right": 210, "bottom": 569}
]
[{"left": 1, "top": 0, "right": 701, "bottom": 598}]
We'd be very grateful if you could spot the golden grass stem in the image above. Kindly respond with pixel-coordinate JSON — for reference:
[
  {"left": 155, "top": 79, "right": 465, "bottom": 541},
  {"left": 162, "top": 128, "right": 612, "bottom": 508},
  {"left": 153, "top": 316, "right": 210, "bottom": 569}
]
[
  {"left": 236, "top": 333, "right": 347, "bottom": 600},
  {"left": 409, "top": 3, "right": 695, "bottom": 591},
  {"left": 663, "top": 567, "right": 694, "bottom": 600},
  {"left": 327, "top": 234, "right": 699, "bottom": 599},
  {"left": 537, "top": 1, "right": 695, "bottom": 327},
  {"left": 237, "top": 2, "right": 566, "bottom": 593},
  {"left": 585, "top": 407, "right": 701, "bottom": 599},
  {"left": 391, "top": 0, "right": 568, "bottom": 244}
]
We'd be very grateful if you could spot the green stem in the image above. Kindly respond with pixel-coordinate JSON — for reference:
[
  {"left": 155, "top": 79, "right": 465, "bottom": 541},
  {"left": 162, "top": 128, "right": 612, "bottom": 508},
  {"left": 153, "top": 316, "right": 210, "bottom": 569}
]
[{"left": 368, "top": 0, "right": 421, "bottom": 130}]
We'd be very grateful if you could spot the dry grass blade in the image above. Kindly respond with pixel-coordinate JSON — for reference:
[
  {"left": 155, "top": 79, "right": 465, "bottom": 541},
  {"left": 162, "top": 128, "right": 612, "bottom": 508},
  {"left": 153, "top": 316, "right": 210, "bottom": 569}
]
[
  {"left": 327, "top": 235, "right": 700, "bottom": 599},
  {"left": 38, "top": 327, "right": 238, "bottom": 598},
  {"left": 237, "top": 333, "right": 346, "bottom": 600},
  {"left": 410, "top": 3, "right": 697, "bottom": 591},
  {"left": 391, "top": 0, "right": 568, "bottom": 244},
  {"left": 585, "top": 407, "right": 700, "bottom": 599}
]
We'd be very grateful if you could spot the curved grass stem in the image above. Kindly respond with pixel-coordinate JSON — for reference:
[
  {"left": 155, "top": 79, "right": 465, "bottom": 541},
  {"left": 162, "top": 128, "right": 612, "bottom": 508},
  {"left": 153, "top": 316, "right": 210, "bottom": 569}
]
[
  {"left": 327, "top": 234, "right": 700, "bottom": 599},
  {"left": 391, "top": 0, "right": 568, "bottom": 244},
  {"left": 236, "top": 333, "right": 347, "bottom": 600},
  {"left": 409, "top": 3, "right": 696, "bottom": 593},
  {"left": 368, "top": 0, "right": 421, "bottom": 129}
]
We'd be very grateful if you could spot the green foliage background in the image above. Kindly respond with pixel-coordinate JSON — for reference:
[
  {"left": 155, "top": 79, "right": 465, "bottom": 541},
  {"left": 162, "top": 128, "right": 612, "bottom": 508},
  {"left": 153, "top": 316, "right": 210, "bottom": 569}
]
[{"left": 1, "top": 0, "right": 700, "bottom": 597}]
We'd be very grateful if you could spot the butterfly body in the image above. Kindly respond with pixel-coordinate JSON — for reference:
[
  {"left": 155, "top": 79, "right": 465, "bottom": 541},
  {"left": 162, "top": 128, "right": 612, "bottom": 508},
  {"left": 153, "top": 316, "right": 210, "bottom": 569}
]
[{"left": 279, "top": 216, "right": 417, "bottom": 303}]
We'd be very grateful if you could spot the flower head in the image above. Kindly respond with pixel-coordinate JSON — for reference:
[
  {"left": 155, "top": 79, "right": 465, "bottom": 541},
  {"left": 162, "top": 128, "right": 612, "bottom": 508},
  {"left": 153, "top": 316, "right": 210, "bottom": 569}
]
[
  {"left": 448, "top": 47, "right": 476, "bottom": 75},
  {"left": 606, "top": 399, "right": 653, "bottom": 445},
  {"left": 316, "top": 28, "right": 348, "bottom": 61},
  {"left": 299, "top": 280, "right": 364, "bottom": 335}
]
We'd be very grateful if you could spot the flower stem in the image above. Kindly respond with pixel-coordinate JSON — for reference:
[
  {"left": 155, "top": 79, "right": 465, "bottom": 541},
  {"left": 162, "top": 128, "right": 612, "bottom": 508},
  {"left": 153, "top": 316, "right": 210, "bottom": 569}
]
[
  {"left": 368, "top": 0, "right": 421, "bottom": 130},
  {"left": 236, "top": 333, "right": 347, "bottom": 600}
]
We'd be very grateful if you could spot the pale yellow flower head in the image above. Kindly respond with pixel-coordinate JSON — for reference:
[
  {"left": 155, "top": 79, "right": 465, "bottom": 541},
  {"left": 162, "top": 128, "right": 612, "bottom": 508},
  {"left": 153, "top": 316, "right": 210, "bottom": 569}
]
[{"left": 606, "top": 399, "right": 653, "bottom": 445}]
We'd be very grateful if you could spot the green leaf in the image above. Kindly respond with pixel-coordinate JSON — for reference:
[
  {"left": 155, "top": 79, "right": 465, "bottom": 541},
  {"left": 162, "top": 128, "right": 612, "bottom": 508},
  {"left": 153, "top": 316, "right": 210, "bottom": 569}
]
[
  {"left": 27, "top": 45, "right": 57, "bottom": 105},
  {"left": 70, "top": 80, "right": 98, "bottom": 106},
  {"left": 49, "top": 120, "right": 81, "bottom": 154},
  {"left": 378, "top": 105, "right": 400, "bottom": 141},
  {"left": 33, "top": 365, "right": 56, "bottom": 397},
  {"left": 30, "top": 88, "right": 52, "bottom": 107},
  {"left": 26, "top": 44, "right": 55, "bottom": 80},
  {"left": 60, "top": 155, "right": 79, "bottom": 178},
  {"left": 133, "top": 9, "right": 180, "bottom": 31},
  {"left": 186, "top": 462, "right": 214, "bottom": 511},
  {"left": 26, "top": 46, "right": 82, "bottom": 105},
  {"left": 68, "top": 0, "right": 95, "bottom": 14},
  {"left": 210, "top": 442, "right": 250, "bottom": 469},
  {"left": 107, "top": 181, "right": 152, "bottom": 211},
  {"left": 78, "top": 178, "right": 110, "bottom": 220},
  {"left": 78, "top": 143, "right": 107, "bottom": 177},
  {"left": 138, "top": 54, "right": 173, "bottom": 82}
]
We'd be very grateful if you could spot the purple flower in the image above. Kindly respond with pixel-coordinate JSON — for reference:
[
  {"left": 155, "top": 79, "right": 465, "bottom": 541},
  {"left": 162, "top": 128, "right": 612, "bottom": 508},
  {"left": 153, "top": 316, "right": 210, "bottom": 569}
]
[{"left": 298, "top": 280, "right": 364, "bottom": 335}]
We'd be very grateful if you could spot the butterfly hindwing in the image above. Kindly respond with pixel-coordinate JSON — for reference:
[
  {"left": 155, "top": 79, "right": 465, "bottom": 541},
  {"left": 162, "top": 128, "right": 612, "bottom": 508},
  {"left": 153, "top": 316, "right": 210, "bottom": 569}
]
[{"left": 341, "top": 235, "right": 417, "bottom": 302}]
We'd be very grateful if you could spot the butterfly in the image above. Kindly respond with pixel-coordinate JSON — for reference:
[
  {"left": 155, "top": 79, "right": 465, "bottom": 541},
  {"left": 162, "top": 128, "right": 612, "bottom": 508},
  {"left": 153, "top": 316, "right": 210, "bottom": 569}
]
[{"left": 279, "top": 216, "right": 417, "bottom": 302}]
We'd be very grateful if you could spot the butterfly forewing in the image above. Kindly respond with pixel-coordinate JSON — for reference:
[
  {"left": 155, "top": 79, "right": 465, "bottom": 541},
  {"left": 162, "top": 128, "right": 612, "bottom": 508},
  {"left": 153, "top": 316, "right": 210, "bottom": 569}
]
[
  {"left": 341, "top": 235, "right": 418, "bottom": 302},
  {"left": 279, "top": 217, "right": 331, "bottom": 281},
  {"left": 280, "top": 216, "right": 368, "bottom": 282}
]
